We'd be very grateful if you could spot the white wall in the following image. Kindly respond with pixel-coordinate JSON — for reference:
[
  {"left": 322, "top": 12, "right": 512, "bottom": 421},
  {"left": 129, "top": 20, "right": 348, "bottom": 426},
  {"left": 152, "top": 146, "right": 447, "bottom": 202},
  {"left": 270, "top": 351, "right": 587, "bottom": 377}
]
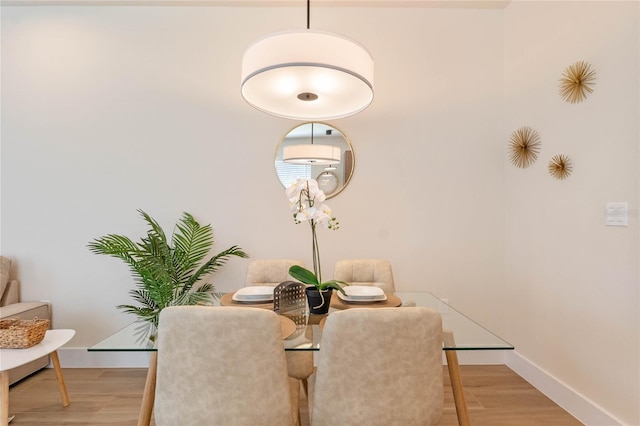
[
  {"left": 1, "top": 7, "right": 504, "bottom": 342},
  {"left": 504, "top": 2, "right": 639, "bottom": 425}
]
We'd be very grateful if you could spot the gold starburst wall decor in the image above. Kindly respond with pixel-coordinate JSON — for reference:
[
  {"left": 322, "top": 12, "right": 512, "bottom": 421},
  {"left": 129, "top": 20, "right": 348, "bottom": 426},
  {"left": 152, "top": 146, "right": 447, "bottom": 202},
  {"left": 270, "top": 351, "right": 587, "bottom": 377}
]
[
  {"left": 548, "top": 154, "right": 573, "bottom": 180},
  {"left": 559, "top": 61, "right": 596, "bottom": 103},
  {"left": 509, "top": 126, "right": 541, "bottom": 168}
]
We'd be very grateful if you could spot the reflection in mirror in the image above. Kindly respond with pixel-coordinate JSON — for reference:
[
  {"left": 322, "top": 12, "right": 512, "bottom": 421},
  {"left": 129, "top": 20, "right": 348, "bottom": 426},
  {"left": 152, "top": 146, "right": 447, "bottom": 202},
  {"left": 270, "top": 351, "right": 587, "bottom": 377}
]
[{"left": 275, "top": 122, "right": 354, "bottom": 198}]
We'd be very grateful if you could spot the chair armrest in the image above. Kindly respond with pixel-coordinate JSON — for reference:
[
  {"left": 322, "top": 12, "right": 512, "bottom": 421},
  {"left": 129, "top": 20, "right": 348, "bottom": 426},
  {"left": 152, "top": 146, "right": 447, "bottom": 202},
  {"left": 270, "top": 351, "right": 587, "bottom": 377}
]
[{"left": 0, "top": 280, "right": 20, "bottom": 306}]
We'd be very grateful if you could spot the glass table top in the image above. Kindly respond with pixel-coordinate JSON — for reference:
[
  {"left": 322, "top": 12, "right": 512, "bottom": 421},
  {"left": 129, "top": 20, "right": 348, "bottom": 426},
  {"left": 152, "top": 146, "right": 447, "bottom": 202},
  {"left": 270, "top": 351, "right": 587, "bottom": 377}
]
[{"left": 88, "top": 290, "right": 513, "bottom": 352}]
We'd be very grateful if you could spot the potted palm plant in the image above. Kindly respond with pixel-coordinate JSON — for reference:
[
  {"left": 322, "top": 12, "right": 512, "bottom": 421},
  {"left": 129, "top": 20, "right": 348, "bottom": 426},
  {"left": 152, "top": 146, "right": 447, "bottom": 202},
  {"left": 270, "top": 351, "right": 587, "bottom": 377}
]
[
  {"left": 88, "top": 209, "right": 248, "bottom": 329},
  {"left": 285, "top": 178, "right": 347, "bottom": 314}
]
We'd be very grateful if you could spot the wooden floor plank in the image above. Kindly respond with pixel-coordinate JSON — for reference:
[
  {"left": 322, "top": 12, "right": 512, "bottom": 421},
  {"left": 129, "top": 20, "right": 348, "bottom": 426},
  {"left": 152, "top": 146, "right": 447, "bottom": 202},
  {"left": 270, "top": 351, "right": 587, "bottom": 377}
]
[{"left": 7, "top": 365, "right": 583, "bottom": 425}]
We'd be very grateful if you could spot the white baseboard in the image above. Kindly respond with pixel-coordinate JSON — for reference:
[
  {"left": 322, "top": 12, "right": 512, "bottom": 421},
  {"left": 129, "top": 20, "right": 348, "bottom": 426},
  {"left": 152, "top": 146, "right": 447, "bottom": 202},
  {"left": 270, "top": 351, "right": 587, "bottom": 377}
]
[{"left": 506, "top": 351, "right": 623, "bottom": 426}]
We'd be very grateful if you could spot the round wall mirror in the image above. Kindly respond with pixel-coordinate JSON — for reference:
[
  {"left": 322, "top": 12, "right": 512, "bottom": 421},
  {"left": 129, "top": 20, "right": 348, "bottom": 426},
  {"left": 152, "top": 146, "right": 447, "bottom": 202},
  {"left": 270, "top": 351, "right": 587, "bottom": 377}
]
[{"left": 275, "top": 122, "right": 355, "bottom": 198}]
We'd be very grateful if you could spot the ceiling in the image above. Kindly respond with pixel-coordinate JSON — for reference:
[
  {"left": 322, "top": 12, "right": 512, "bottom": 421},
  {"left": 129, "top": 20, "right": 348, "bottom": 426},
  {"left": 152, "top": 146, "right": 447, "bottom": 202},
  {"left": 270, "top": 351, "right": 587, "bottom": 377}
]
[{"left": 0, "top": 0, "right": 510, "bottom": 8}]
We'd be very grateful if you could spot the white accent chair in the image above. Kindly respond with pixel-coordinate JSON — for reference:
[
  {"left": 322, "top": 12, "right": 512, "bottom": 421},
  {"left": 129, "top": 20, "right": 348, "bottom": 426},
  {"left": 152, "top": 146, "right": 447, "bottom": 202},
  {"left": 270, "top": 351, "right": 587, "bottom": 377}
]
[
  {"left": 154, "top": 306, "right": 296, "bottom": 426},
  {"left": 333, "top": 259, "right": 396, "bottom": 294},
  {"left": 311, "top": 307, "right": 443, "bottom": 426}
]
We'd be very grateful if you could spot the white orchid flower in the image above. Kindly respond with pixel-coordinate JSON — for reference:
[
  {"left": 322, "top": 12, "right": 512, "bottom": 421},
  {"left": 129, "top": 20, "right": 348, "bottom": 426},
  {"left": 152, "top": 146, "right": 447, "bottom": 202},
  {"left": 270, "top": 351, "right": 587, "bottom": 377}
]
[
  {"left": 305, "top": 178, "right": 320, "bottom": 192},
  {"left": 312, "top": 190, "right": 326, "bottom": 203},
  {"left": 285, "top": 177, "right": 340, "bottom": 286},
  {"left": 314, "top": 205, "right": 332, "bottom": 226},
  {"left": 306, "top": 181, "right": 325, "bottom": 202},
  {"left": 295, "top": 206, "right": 316, "bottom": 222},
  {"left": 285, "top": 178, "right": 304, "bottom": 199}
]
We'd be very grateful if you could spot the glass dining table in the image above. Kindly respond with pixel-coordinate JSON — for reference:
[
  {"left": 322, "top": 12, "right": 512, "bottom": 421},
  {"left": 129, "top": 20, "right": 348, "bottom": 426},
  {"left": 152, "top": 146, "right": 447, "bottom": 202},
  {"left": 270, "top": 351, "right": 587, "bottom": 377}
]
[{"left": 89, "top": 290, "right": 513, "bottom": 426}]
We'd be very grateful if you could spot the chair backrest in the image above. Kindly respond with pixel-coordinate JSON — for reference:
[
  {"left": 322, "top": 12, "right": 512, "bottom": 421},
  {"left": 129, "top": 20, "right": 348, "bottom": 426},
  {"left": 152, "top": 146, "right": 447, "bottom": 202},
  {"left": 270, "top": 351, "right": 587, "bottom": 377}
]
[
  {"left": 154, "top": 306, "right": 295, "bottom": 426},
  {"left": 273, "top": 280, "right": 308, "bottom": 337},
  {"left": 273, "top": 281, "right": 307, "bottom": 314},
  {"left": 245, "top": 259, "right": 305, "bottom": 287},
  {"left": 311, "top": 307, "right": 443, "bottom": 426},
  {"left": 333, "top": 259, "right": 396, "bottom": 293}
]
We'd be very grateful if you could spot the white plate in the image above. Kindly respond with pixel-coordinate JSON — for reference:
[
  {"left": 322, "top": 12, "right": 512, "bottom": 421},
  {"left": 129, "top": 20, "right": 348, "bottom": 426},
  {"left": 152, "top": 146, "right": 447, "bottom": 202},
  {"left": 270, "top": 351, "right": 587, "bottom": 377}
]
[
  {"left": 343, "top": 286, "right": 384, "bottom": 299},
  {"left": 232, "top": 286, "right": 275, "bottom": 302},
  {"left": 338, "top": 291, "right": 387, "bottom": 303}
]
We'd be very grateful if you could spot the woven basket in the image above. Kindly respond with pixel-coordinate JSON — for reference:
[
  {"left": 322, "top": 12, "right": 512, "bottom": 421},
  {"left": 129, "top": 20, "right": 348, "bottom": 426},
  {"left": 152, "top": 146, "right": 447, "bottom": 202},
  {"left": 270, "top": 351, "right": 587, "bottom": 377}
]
[{"left": 0, "top": 317, "right": 50, "bottom": 349}]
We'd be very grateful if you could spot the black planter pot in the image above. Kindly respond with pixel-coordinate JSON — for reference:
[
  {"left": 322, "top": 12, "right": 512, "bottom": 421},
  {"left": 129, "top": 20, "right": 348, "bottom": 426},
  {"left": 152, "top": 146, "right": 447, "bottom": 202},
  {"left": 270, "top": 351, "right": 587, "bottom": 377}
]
[{"left": 305, "top": 287, "right": 333, "bottom": 314}]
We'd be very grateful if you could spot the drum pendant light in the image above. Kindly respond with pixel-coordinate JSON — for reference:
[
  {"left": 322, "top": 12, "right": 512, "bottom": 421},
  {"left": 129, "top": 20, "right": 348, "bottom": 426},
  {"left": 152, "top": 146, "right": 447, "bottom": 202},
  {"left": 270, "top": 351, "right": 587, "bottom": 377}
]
[{"left": 241, "top": 0, "right": 374, "bottom": 120}]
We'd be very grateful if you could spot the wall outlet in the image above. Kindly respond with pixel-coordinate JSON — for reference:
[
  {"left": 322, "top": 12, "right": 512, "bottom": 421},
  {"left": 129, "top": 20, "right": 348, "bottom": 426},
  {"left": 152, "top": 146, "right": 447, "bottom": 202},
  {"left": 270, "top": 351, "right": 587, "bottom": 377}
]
[{"left": 605, "top": 202, "right": 628, "bottom": 226}]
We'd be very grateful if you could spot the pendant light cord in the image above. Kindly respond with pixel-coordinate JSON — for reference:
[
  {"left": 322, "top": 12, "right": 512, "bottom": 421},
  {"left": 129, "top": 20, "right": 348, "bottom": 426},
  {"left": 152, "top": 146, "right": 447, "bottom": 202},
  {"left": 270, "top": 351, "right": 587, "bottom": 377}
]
[{"left": 306, "top": 0, "right": 310, "bottom": 29}]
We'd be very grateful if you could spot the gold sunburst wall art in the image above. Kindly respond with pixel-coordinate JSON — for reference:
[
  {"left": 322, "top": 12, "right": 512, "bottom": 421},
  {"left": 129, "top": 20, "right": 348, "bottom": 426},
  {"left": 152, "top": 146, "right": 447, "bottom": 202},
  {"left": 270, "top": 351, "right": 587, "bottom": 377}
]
[
  {"left": 559, "top": 61, "right": 596, "bottom": 103},
  {"left": 548, "top": 154, "right": 573, "bottom": 180},
  {"left": 508, "top": 126, "right": 541, "bottom": 168}
]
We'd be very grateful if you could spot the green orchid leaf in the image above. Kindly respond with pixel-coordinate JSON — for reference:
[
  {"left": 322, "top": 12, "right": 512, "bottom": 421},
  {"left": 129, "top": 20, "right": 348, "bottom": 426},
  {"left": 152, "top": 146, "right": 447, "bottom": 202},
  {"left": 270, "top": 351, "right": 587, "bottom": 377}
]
[
  {"left": 319, "top": 280, "right": 349, "bottom": 294},
  {"left": 288, "top": 265, "right": 320, "bottom": 286}
]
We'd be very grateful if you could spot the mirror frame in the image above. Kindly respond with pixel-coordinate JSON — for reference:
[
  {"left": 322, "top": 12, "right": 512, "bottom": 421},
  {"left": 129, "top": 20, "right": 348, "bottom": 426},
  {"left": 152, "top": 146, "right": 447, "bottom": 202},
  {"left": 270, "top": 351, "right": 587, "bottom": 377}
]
[{"left": 274, "top": 122, "right": 355, "bottom": 199}]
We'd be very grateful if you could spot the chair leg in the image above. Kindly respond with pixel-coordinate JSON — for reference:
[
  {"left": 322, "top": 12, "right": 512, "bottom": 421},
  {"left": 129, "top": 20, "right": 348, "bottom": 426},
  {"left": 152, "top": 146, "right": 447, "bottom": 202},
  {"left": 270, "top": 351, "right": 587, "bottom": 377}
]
[{"left": 288, "top": 377, "right": 301, "bottom": 426}]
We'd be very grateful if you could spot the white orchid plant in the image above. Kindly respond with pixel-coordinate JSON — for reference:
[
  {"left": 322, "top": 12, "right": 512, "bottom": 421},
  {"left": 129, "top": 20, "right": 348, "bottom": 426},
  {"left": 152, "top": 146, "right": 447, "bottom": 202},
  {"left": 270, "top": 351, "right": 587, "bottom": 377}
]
[{"left": 285, "top": 178, "right": 348, "bottom": 303}]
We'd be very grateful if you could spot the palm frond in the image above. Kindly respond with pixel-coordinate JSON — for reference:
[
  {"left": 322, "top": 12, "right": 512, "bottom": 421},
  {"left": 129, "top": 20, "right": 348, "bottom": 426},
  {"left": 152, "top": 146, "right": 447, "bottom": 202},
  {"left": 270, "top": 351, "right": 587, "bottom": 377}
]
[
  {"left": 127, "top": 289, "right": 158, "bottom": 309},
  {"left": 116, "top": 304, "right": 160, "bottom": 326},
  {"left": 87, "top": 235, "right": 138, "bottom": 263},
  {"left": 184, "top": 245, "right": 249, "bottom": 291},
  {"left": 172, "top": 212, "right": 214, "bottom": 285},
  {"left": 90, "top": 210, "right": 248, "bottom": 325},
  {"left": 138, "top": 209, "right": 167, "bottom": 246}
]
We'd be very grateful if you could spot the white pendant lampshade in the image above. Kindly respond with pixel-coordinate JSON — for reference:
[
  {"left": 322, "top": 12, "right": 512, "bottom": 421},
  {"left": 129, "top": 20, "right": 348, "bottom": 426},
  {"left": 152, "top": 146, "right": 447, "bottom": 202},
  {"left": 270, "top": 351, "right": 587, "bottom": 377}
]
[
  {"left": 241, "top": 30, "right": 374, "bottom": 120},
  {"left": 283, "top": 144, "right": 341, "bottom": 165}
]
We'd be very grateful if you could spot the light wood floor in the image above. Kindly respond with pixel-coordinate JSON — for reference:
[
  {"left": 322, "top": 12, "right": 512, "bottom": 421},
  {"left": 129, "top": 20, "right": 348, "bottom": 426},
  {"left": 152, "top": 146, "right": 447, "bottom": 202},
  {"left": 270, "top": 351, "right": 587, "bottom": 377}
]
[{"left": 7, "top": 365, "right": 583, "bottom": 425}]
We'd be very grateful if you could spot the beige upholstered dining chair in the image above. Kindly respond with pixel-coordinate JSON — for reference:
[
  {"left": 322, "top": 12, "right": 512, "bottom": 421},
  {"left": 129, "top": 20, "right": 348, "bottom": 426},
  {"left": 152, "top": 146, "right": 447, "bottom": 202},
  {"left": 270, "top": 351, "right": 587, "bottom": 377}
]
[
  {"left": 244, "top": 259, "right": 314, "bottom": 394},
  {"left": 245, "top": 258, "right": 304, "bottom": 286},
  {"left": 154, "top": 306, "right": 296, "bottom": 426},
  {"left": 333, "top": 259, "right": 396, "bottom": 293},
  {"left": 310, "top": 307, "right": 443, "bottom": 426},
  {"left": 273, "top": 280, "right": 315, "bottom": 397}
]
